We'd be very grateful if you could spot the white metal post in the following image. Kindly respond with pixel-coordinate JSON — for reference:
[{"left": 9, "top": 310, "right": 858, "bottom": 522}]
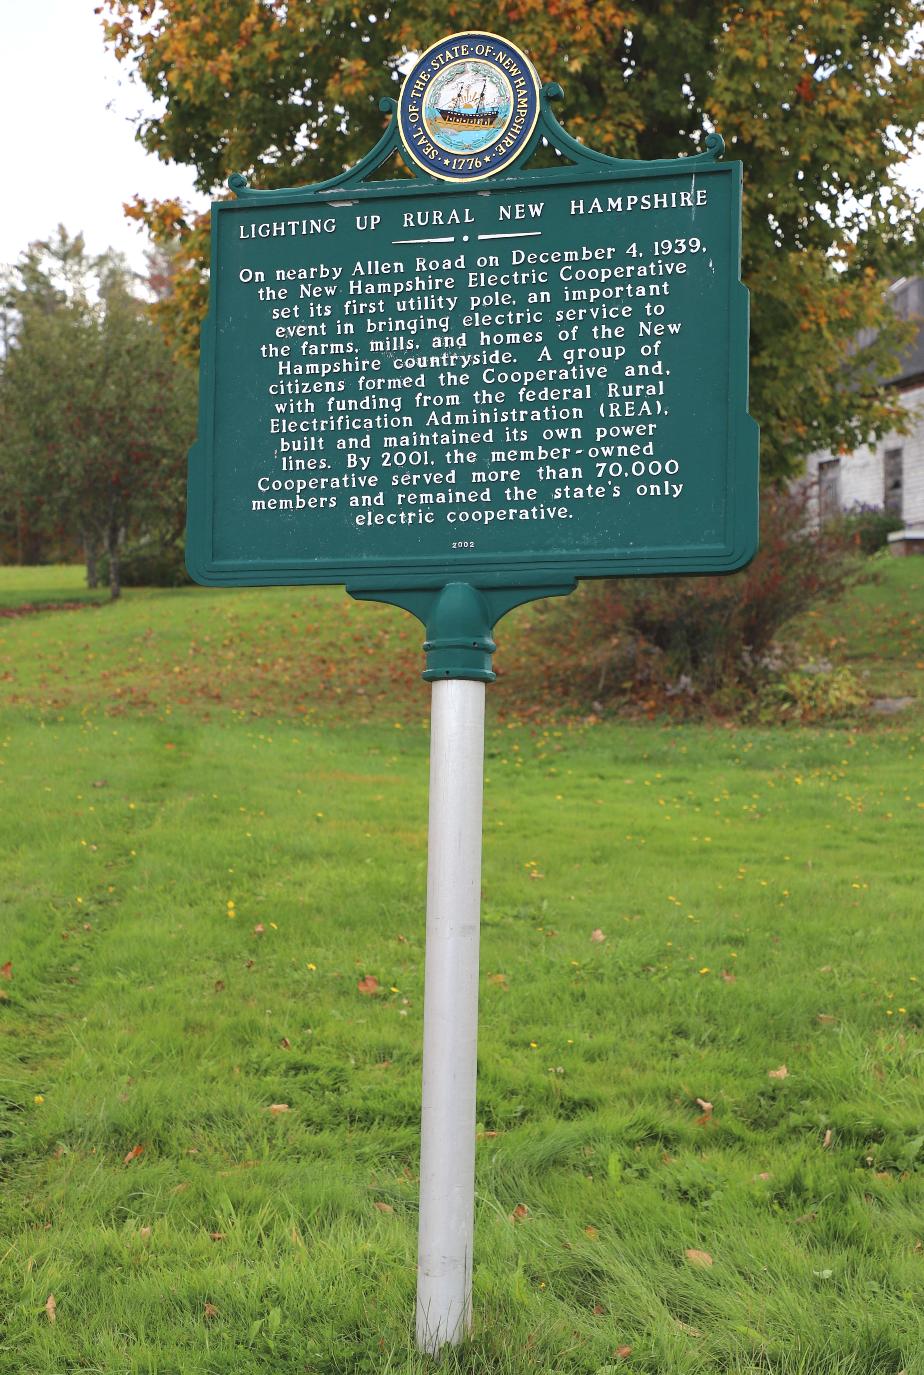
[{"left": 416, "top": 677, "right": 486, "bottom": 1353}]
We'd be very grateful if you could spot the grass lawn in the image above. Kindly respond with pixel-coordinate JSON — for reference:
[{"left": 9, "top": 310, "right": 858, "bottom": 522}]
[{"left": 0, "top": 563, "right": 922, "bottom": 1375}]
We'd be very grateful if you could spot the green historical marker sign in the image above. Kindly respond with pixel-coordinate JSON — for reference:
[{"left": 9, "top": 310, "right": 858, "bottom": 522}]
[
  {"left": 186, "top": 42, "right": 758, "bottom": 642},
  {"left": 186, "top": 34, "right": 760, "bottom": 1353}
]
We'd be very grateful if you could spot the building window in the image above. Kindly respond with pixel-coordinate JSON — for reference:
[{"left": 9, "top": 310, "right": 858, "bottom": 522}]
[
  {"left": 818, "top": 458, "right": 841, "bottom": 521},
  {"left": 883, "top": 447, "right": 903, "bottom": 516}
]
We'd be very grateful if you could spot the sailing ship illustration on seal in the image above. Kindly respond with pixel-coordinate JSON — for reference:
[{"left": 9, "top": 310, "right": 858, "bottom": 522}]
[
  {"left": 432, "top": 71, "right": 503, "bottom": 130},
  {"left": 399, "top": 33, "right": 539, "bottom": 178}
]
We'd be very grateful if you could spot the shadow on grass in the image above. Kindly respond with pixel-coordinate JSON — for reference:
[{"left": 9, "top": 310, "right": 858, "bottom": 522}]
[{"left": 0, "top": 565, "right": 110, "bottom": 611}]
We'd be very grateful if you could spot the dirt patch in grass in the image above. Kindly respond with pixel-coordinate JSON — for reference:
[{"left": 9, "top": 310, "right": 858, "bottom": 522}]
[{"left": 0, "top": 600, "right": 101, "bottom": 619}]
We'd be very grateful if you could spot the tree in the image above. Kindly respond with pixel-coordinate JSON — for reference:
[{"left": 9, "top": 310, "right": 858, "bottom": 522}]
[
  {"left": 0, "top": 228, "right": 110, "bottom": 567},
  {"left": 100, "top": 0, "right": 924, "bottom": 480},
  {"left": 0, "top": 230, "right": 195, "bottom": 596}
]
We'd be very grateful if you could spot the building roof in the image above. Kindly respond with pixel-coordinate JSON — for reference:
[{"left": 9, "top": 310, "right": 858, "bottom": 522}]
[
  {"left": 853, "top": 276, "right": 924, "bottom": 388},
  {"left": 883, "top": 276, "right": 924, "bottom": 387}
]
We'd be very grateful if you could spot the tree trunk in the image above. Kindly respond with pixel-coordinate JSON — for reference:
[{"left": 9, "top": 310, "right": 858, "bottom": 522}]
[
  {"left": 16, "top": 502, "right": 45, "bottom": 565},
  {"left": 84, "top": 537, "right": 99, "bottom": 589},
  {"left": 106, "top": 524, "right": 122, "bottom": 601}
]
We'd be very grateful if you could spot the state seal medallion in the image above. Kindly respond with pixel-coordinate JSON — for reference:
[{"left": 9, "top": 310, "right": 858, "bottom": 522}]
[{"left": 398, "top": 32, "right": 541, "bottom": 182}]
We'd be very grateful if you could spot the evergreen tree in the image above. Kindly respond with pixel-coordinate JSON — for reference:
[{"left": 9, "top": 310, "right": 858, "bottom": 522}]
[{"left": 0, "top": 230, "right": 195, "bottom": 594}]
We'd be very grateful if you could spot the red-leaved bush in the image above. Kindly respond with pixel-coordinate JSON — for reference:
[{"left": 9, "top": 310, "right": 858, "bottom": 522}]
[{"left": 537, "top": 484, "right": 865, "bottom": 714}]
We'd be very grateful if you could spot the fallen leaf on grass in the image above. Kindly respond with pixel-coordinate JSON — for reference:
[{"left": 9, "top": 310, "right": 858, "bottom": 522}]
[
  {"left": 615, "top": 1346, "right": 632, "bottom": 1359},
  {"left": 721, "top": 969, "right": 736, "bottom": 983},
  {"left": 673, "top": 1318, "right": 703, "bottom": 1336},
  {"left": 768, "top": 1064, "right": 789, "bottom": 1079},
  {"left": 822, "top": 1128, "right": 832, "bottom": 1149},
  {"left": 209, "top": 1231, "right": 226, "bottom": 1241},
  {"left": 0, "top": 961, "right": 11, "bottom": 980},
  {"left": 357, "top": 975, "right": 379, "bottom": 995},
  {"left": 373, "top": 1201, "right": 394, "bottom": 1214},
  {"left": 280, "top": 1037, "right": 291, "bottom": 1049},
  {"left": 584, "top": 1225, "right": 599, "bottom": 1239},
  {"left": 685, "top": 1248, "right": 713, "bottom": 1268},
  {"left": 590, "top": 929, "right": 606, "bottom": 943},
  {"left": 695, "top": 1098, "right": 713, "bottom": 1116},
  {"left": 214, "top": 980, "right": 225, "bottom": 993},
  {"left": 203, "top": 1302, "right": 219, "bottom": 1321},
  {"left": 816, "top": 1014, "right": 837, "bottom": 1025},
  {"left": 45, "top": 1294, "right": 56, "bottom": 1324},
  {"left": 592, "top": 1303, "right": 606, "bottom": 1315},
  {"left": 510, "top": 1203, "right": 529, "bottom": 1222},
  {"left": 268, "top": 1103, "right": 290, "bottom": 1115},
  {"left": 123, "top": 1144, "right": 144, "bottom": 1165},
  {"left": 91, "top": 779, "right": 107, "bottom": 789},
  {"left": 139, "top": 1226, "right": 152, "bottom": 1238},
  {"left": 253, "top": 923, "right": 265, "bottom": 936},
  {"left": 488, "top": 972, "right": 509, "bottom": 990}
]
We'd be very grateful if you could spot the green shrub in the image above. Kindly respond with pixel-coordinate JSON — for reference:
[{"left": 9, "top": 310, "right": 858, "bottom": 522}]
[
  {"left": 758, "top": 664, "right": 870, "bottom": 723},
  {"left": 830, "top": 503, "right": 904, "bottom": 555},
  {"left": 99, "top": 539, "right": 190, "bottom": 588}
]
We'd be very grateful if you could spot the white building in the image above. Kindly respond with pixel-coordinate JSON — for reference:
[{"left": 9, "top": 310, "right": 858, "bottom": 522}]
[{"left": 804, "top": 276, "right": 924, "bottom": 553}]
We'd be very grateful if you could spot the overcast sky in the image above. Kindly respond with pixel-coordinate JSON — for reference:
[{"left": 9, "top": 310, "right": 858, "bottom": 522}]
[
  {"left": 2, "top": 2, "right": 922, "bottom": 276},
  {"left": 0, "top": 0, "right": 205, "bottom": 273}
]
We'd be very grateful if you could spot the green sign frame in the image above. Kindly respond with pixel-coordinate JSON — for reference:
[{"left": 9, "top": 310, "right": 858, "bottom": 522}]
[{"left": 187, "top": 81, "right": 758, "bottom": 679}]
